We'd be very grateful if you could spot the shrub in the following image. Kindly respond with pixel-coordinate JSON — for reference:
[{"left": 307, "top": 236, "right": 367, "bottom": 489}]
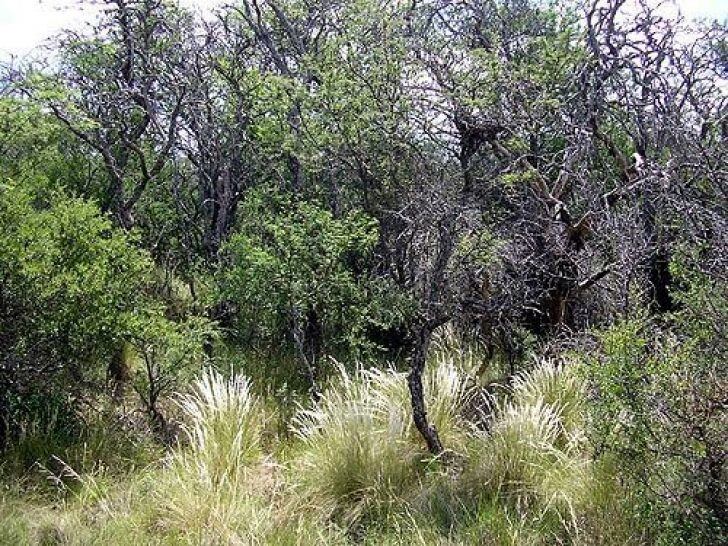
[
  {"left": 217, "top": 192, "right": 412, "bottom": 371},
  {"left": 128, "top": 313, "right": 218, "bottom": 440},
  {"left": 0, "top": 182, "right": 152, "bottom": 369},
  {"left": 586, "top": 310, "right": 727, "bottom": 544},
  {"left": 0, "top": 182, "right": 157, "bottom": 458}
]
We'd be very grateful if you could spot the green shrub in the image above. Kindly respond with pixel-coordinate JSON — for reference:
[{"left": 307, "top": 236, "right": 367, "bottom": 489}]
[
  {"left": 0, "top": 182, "right": 153, "bottom": 452},
  {"left": 217, "top": 192, "right": 412, "bottom": 364},
  {"left": 0, "top": 182, "right": 152, "bottom": 367},
  {"left": 583, "top": 253, "right": 727, "bottom": 544},
  {"left": 585, "top": 312, "right": 727, "bottom": 544}
]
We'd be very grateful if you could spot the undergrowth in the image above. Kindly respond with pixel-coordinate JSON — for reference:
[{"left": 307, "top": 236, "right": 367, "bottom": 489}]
[{"left": 0, "top": 356, "right": 650, "bottom": 545}]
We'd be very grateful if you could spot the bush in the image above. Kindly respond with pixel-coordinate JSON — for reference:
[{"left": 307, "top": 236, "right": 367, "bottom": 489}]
[
  {"left": 0, "top": 183, "right": 152, "bottom": 366},
  {"left": 128, "top": 313, "right": 218, "bottom": 440},
  {"left": 0, "top": 182, "right": 153, "bottom": 452},
  {"left": 217, "top": 192, "right": 412, "bottom": 369},
  {"left": 585, "top": 308, "right": 727, "bottom": 544}
]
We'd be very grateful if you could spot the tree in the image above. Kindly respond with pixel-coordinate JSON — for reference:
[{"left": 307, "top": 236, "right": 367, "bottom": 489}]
[
  {"left": 218, "top": 192, "right": 404, "bottom": 393},
  {"left": 4, "top": 0, "right": 724, "bottom": 462},
  {"left": 27, "top": 0, "right": 191, "bottom": 230}
]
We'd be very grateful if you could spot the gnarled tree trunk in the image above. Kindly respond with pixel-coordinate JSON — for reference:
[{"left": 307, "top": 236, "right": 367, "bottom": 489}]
[{"left": 407, "top": 323, "right": 444, "bottom": 456}]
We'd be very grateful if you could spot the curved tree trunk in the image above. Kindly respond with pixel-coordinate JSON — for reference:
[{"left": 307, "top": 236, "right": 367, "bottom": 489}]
[{"left": 407, "top": 324, "right": 444, "bottom": 455}]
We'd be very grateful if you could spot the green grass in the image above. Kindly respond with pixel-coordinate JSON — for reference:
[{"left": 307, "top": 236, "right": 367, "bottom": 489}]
[
  {"left": 288, "top": 358, "right": 470, "bottom": 528},
  {"left": 0, "top": 354, "right": 652, "bottom": 545}
]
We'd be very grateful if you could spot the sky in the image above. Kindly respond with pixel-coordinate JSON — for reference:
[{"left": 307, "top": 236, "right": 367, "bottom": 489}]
[
  {"left": 0, "top": 0, "right": 726, "bottom": 61},
  {"left": 0, "top": 0, "right": 226, "bottom": 60}
]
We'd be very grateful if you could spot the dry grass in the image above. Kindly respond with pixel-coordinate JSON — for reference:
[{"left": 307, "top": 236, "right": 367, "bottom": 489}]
[{"left": 289, "top": 358, "right": 471, "bottom": 526}]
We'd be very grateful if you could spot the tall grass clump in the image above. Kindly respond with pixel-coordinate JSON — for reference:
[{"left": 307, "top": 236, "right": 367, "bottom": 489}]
[
  {"left": 510, "top": 358, "right": 585, "bottom": 437},
  {"left": 153, "top": 367, "right": 275, "bottom": 542},
  {"left": 0, "top": 394, "right": 160, "bottom": 485},
  {"left": 290, "top": 357, "right": 471, "bottom": 528},
  {"left": 0, "top": 368, "right": 348, "bottom": 544},
  {"left": 175, "top": 367, "right": 265, "bottom": 480},
  {"left": 460, "top": 358, "right": 591, "bottom": 541}
]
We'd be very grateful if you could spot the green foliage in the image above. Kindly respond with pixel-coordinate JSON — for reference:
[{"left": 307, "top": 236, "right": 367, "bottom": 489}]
[
  {"left": 128, "top": 312, "right": 218, "bottom": 414},
  {"left": 0, "top": 182, "right": 151, "bottom": 372},
  {"left": 584, "top": 268, "right": 727, "bottom": 544},
  {"left": 0, "top": 181, "right": 212, "bottom": 458},
  {"left": 0, "top": 98, "right": 91, "bottom": 196},
  {"left": 448, "top": 3, "right": 583, "bottom": 118},
  {"left": 219, "top": 192, "right": 411, "bottom": 357}
]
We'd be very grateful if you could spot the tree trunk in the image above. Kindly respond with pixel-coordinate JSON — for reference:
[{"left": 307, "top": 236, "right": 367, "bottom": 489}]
[
  {"left": 303, "top": 308, "right": 322, "bottom": 398},
  {"left": 109, "top": 341, "right": 132, "bottom": 402},
  {"left": 408, "top": 324, "right": 444, "bottom": 455},
  {"left": 648, "top": 246, "right": 674, "bottom": 313},
  {"left": 0, "top": 389, "right": 7, "bottom": 451},
  {"left": 292, "top": 306, "right": 322, "bottom": 400}
]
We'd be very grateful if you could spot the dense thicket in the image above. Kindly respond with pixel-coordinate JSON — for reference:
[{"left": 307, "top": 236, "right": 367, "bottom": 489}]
[{"left": 0, "top": 0, "right": 725, "bottom": 543}]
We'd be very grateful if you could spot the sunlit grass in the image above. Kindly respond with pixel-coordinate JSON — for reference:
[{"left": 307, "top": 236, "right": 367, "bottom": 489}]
[
  {"left": 460, "top": 358, "right": 593, "bottom": 541},
  {"left": 289, "top": 357, "right": 471, "bottom": 527}
]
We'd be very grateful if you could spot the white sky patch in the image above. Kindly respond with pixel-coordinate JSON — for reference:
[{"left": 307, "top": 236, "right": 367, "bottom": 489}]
[
  {"left": 0, "top": 0, "right": 226, "bottom": 61},
  {"left": 682, "top": 0, "right": 726, "bottom": 20},
  {"left": 0, "top": 0, "right": 725, "bottom": 61}
]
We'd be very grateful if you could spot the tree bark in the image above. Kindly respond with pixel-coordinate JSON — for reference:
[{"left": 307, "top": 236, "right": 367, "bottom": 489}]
[
  {"left": 292, "top": 306, "right": 322, "bottom": 400},
  {"left": 108, "top": 341, "right": 132, "bottom": 402},
  {"left": 407, "top": 324, "right": 444, "bottom": 455}
]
